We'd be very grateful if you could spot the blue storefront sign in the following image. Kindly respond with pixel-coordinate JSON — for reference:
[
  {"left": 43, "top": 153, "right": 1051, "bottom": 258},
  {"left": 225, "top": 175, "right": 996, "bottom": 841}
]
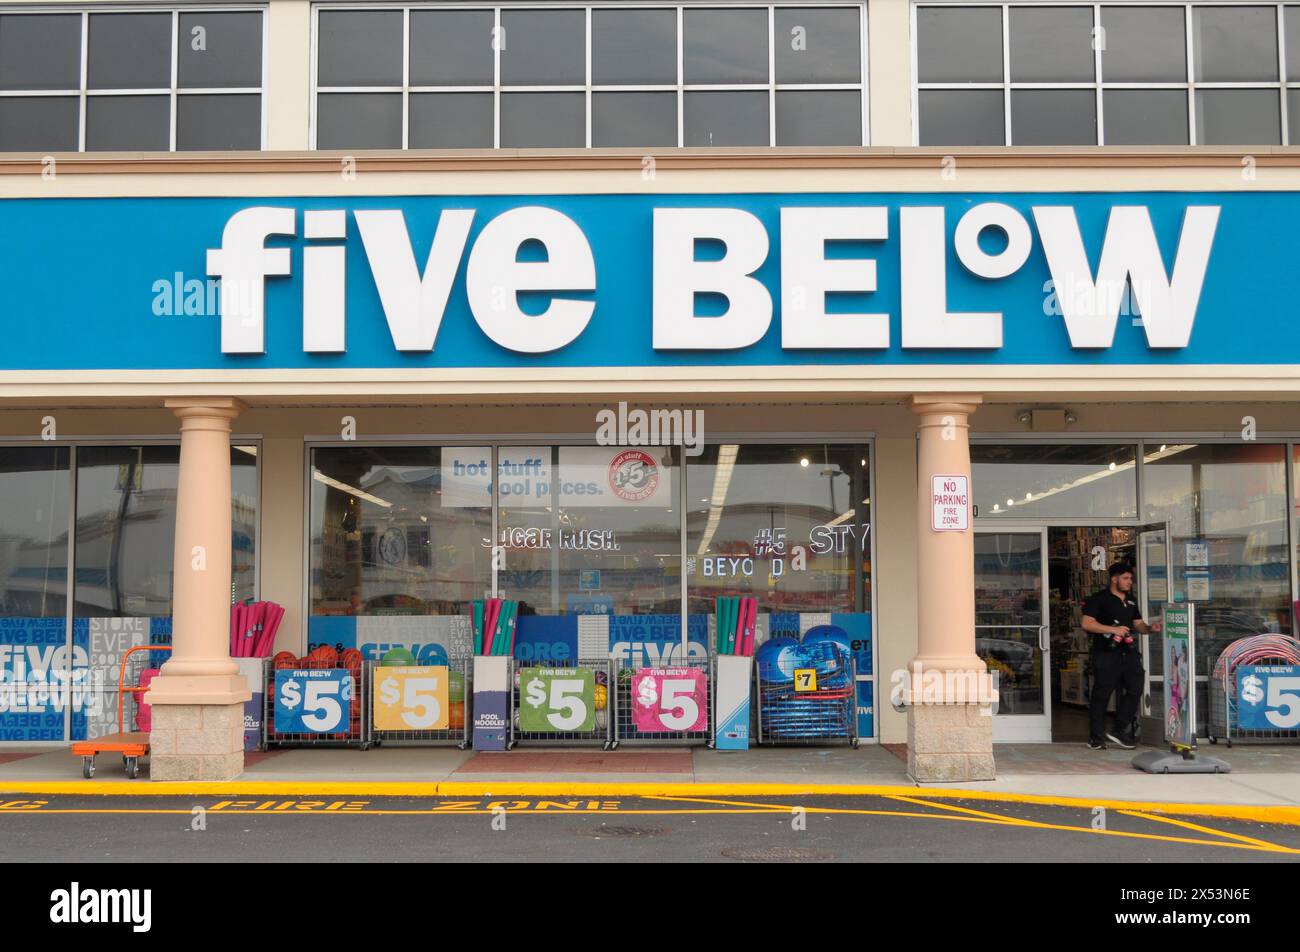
[{"left": 0, "top": 192, "right": 1282, "bottom": 372}]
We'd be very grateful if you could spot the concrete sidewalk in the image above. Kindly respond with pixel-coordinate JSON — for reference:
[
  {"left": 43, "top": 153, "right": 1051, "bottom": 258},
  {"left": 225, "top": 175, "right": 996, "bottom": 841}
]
[{"left": 4, "top": 741, "right": 1300, "bottom": 814}]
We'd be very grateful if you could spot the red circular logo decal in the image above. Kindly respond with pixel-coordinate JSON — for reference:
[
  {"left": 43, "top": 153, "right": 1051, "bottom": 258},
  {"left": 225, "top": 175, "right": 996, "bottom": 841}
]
[{"left": 608, "top": 450, "right": 660, "bottom": 502}]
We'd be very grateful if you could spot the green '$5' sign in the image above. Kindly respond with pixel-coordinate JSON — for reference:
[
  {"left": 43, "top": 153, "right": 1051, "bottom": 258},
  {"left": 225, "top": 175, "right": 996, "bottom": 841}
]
[{"left": 519, "top": 667, "right": 596, "bottom": 732}]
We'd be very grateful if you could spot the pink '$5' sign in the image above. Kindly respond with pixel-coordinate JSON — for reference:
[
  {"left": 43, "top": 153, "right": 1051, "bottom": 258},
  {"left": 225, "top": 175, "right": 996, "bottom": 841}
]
[{"left": 631, "top": 667, "right": 708, "bottom": 733}]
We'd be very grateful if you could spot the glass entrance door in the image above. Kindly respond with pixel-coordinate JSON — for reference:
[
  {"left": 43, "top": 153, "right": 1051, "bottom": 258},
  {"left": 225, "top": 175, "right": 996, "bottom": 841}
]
[
  {"left": 1135, "top": 522, "right": 1171, "bottom": 730},
  {"left": 974, "top": 528, "right": 1050, "bottom": 742}
]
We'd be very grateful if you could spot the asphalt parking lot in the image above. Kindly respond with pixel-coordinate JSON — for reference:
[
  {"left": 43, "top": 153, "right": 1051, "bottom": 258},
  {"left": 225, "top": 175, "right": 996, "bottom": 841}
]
[{"left": 2, "top": 791, "right": 1297, "bottom": 863}]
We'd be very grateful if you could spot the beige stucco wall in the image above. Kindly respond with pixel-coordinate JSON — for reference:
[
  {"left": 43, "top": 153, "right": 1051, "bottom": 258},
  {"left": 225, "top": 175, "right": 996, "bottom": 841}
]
[
  {"left": 868, "top": 0, "right": 913, "bottom": 146},
  {"left": 266, "top": 0, "right": 313, "bottom": 152},
  {"left": 3, "top": 158, "right": 1298, "bottom": 197}
]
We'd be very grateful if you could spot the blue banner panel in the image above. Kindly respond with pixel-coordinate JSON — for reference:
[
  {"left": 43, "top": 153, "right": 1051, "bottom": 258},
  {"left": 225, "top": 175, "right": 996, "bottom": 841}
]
[{"left": 0, "top": 192, "right": 1279, "bottom": 370}]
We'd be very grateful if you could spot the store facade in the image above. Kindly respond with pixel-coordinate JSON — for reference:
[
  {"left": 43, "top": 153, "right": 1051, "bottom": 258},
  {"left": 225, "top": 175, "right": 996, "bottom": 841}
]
[{"left": 3, "top": 0, "right": 1300, "bottom": 782}]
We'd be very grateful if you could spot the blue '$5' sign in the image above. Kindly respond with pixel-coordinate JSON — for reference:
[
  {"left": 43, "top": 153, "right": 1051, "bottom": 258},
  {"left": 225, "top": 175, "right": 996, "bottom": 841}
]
[
  {"left": 1236, "top": 665, "right": 1300, "bottom": 730},
  {"left": 274, "top": 669, "right": 354, "bottom": 734}
]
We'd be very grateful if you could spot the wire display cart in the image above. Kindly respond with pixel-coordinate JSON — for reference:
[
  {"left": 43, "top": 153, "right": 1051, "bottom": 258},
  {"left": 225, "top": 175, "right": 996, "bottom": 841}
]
[
  {"left": 755, "top": 648, "right": 859, "bottom": 748},
  {"left": 1209, "top": 656, "right": 1300, "bottom": 747},
  {"left": 509, "top": 658, "right": 614, "bottom": 749},
  {"left": 265, "top": 665, "right": 370, "bottom": 749},
  {"left": 611, "top": 657, "right": 713, "bottom": 748},
  {"left": 367, "top": 658, "right": 472, "bottom": 748}
]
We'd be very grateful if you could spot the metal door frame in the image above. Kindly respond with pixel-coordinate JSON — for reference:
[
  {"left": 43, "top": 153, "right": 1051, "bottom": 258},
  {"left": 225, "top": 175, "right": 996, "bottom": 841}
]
[
  {"left": 1134, "top": 521, "right": 1172, "bottom": 719},
  {"left": 974, "top": 525, "right": 1051, "bottom": 743}
]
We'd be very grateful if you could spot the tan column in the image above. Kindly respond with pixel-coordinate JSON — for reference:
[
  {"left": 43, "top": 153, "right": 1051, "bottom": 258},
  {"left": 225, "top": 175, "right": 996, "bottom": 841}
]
[
  {"left": 904, "top": 394, "right": 995, "bottom": 782},
  {"left": 145, "top": 398, "right": 251, "bottom": 781},
  {"left": 911, "top": 395, "right": 985, "bottom": 672}
]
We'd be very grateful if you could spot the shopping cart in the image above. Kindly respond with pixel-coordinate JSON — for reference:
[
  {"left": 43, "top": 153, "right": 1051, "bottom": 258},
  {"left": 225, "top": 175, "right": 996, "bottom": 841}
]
[{"left": 71, "top": 644, "right": 172, "bottom": 779}]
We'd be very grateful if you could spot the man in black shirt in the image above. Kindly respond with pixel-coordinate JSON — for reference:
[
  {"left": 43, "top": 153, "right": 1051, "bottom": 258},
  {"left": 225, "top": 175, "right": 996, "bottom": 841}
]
[{"left": 1081, "top": 562, "right": 1162, "bottom": 750}]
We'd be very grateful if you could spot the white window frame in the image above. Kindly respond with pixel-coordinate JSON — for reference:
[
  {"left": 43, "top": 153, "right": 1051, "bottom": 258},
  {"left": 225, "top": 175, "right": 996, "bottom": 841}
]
[
  {"left": 309, "top": 1, "right": 870, "bottom": 149},
  {"left": 0, "top": 3, "right": 268, "bottom": 152},
  {"left": 912, "top": 0, "right": 1297, "bottom": 146}
]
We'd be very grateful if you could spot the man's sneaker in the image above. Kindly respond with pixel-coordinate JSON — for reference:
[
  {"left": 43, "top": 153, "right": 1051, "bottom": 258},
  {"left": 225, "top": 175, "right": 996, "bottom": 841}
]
[
  {"left": 1106, "top": 731, "right": 1137, "bottom": 750},
  {"left": 1087, "top": 738, "right": 1106, "bottom": 750}
]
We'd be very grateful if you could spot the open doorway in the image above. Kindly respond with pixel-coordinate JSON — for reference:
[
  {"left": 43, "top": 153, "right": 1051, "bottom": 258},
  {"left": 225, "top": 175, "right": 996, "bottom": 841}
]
[
  {"left": 1047, "top": 527, "right": 1137, "bottom": 743},
  {"left": 976, "top": 523, "right": 1169, "bottom": 743}
]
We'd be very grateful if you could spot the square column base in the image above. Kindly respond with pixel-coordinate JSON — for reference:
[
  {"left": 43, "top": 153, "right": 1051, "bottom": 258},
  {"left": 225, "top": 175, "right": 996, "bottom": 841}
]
[
  {"left": 906, "top": 702, "right": 996, "bottom": 783},
  {"left": 148, "top": 702, "right": 246, "bottom": 781}
]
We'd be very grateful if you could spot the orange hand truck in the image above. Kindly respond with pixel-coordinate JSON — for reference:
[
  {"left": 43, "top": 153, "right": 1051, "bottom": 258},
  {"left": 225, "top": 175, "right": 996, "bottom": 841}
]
[{"left": 71, "top": 643, "right": 172, "bottom": 779}]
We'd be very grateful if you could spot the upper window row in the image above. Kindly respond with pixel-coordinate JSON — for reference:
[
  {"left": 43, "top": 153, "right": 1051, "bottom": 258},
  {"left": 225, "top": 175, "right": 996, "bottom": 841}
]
[
  {"left": 312, "top": 6, "right": 866, "bottom": 149},
  {"left": 0, "top": 9, "right": 264, "bottom": 152},
  {"left": 8, "top": 2, "right": 1300, "bottom": 151},
  {"left": 916, "top": 3, "right": 1300, "bottom": 146}
]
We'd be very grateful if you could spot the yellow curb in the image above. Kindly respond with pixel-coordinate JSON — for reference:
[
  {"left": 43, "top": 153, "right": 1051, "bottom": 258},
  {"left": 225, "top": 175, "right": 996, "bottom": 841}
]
[{"left": 2, "top": 779, "right": 1299, "bottom": 826}]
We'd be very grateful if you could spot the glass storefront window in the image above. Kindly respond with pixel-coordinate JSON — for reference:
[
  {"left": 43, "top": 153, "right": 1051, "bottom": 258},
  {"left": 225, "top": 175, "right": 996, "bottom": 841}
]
[
  {"left": 0, "top": 442, "right": 261, "bottom": 742},
  {"left": 1142, "top": 443, "right": 1291, "bottom": 689},
  {"left": 309, "top": 444, "right": 686, "bottom": 663},
  {"left": 309, "top": 446, "right": 492, "bottom": 617},
  {"left": 686, "top": 444, "right": 871, "bottom": 617},
  {"left": 492, "top": 445, "right": 552, "bottom": 615},
  {"left": 74, "top": 444, "right": 258, "bottom": 616},
  {"left": 496, "top": 445, "right": 681, "bottom": 618},
  {"left": 972, "top": 444, "right": 1138, "bottom": 520},
  {"left": 308, "top": 442, "right": 873, "bottom": 670},
  {"left": 0, "top": 447, "right": 70, "bottom": 617},
  {"left": 0, "top": 447, "right": 71, "bottom": 742},
  {"left": 685, "top": 442, "right": 872, "bottom": 734}
]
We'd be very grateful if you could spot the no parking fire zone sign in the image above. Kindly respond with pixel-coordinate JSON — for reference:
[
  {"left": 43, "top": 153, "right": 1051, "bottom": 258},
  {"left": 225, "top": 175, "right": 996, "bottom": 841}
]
[{"left": 931, "top": 475, "right": 969, "bottom": 532}]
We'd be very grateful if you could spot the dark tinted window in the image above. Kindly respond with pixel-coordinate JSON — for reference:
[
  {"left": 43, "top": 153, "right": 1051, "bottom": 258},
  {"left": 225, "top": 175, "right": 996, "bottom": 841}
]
[
  {"left": 1100, "top": 6, "right": 1186, "bottom": 82},
  {"left": 593, "top": 9, "right": 677, "bottom": 84},
  {"left": 774, "top": 7, "right": 861, "bottom": 83},
  {"left": 500, "top": 10, "right": 586, "bottom": 85},
  {"left": 317, "top": 10, "right": 402, "bottom": 86},
  {"left": 178, "top": 12, "right": 263, "bottom": 88},
  {"left": 684, "top": 9, "right": 769, "bottom": 83},
  {"left": 917, "top": 7, "right": 1003, "bottom": 83},
  {"left": 87, "top": 13, "right": 171, "bottom": 89},
  {"left": 410, "top": 10, "right": 495, "bottom": 86},
  {"left": 0, "top": 14, "right": 81, "bottom": 90}
]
